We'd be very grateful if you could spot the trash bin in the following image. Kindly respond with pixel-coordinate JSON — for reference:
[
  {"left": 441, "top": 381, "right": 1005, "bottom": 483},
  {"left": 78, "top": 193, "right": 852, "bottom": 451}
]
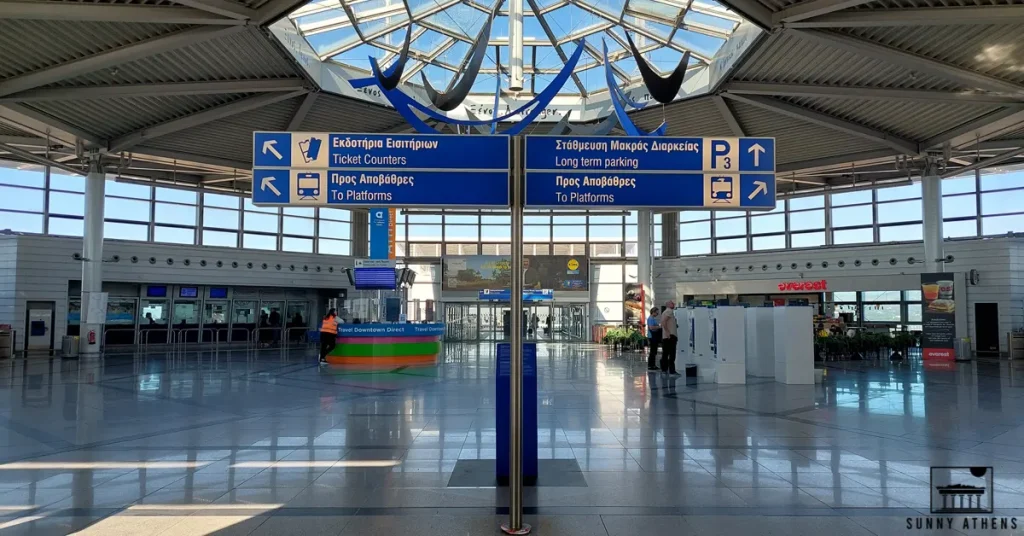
[
  {"left": 0, "top": 328, "right": 12, "bottom": 359},
  {"left": 62, "top": 336, "right": 79, "bottom": 358},
  {"left": 956, "top": 337, "right": 972, "bottom": 362}
]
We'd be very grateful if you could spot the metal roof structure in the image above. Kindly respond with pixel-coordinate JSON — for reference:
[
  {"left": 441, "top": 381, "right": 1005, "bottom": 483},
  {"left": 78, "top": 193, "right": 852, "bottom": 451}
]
[{"left": 1, "top": 0, "right": 1023, "bottom": 197}]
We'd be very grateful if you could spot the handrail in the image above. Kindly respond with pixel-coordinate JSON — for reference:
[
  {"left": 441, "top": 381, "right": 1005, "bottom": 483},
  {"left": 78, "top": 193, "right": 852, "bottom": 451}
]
[
  {"left": 285, "top": 326, "right": 311, "bottom": 346},
  {"left": 251, "top": 326, "right": 285, "bottom": 349},
  {"left": 101, "top": 327, "right": 139, "bottom": 348}
]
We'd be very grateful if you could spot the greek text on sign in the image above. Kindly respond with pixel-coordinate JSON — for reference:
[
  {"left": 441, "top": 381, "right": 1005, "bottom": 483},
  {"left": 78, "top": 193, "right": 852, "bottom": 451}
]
[
  {"left": 524, "top": 135, "right": 776, "bottom": 210},
  {"left": 251, "top": 132, "right": 510, "bottom": 208}
]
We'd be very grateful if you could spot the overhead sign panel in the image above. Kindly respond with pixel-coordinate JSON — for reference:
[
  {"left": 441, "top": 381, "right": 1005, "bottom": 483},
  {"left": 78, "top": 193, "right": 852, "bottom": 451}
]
[
  {"left": 252, "top": 132, "right": 510, "bottom": 207},
  {"left": 524, "top": 136, "right": 776, "bottom": 210}
]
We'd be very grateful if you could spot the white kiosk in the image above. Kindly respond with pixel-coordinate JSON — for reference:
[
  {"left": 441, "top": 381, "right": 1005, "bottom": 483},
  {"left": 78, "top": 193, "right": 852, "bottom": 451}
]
[
  {"left": 744, "top": 308, "right": 776, "bottom": 378},
  {"left": 690, "top": 308, "right": 714, "bottom": 381},
  {"left": 674, "top": 307, "right": 692, "bottom": 364},
  {"left": 710, "top": 306, "right": 746, "bottom": 384},
  {"left": 773, "top": 306, "right": 814, "bottom": 384}
]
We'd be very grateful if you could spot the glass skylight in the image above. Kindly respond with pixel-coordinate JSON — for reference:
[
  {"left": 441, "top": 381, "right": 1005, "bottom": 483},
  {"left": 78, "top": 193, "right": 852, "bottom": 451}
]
[{"left": 288, "top": 0, "right": 743, "bottom": 98}]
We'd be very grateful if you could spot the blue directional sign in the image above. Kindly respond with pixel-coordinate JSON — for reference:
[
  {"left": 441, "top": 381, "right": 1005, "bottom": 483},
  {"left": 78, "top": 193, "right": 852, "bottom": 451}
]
[
  {"left": 251, "top": 132, "right": 510, "bottom": 207},
  {"left": 524, "top": 136, "right": 776, "bottom": 210}
]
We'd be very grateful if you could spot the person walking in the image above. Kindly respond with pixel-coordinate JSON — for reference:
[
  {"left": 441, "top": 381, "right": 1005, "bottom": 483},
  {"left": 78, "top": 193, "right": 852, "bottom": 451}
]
[
  {"left": 660, "top": 301, "right": 678, "bottom": 375},
  {"left": 646, "top": 307, "right": 662, "bottom": 371},
  {"left": 319, "top": 308, "right": 339, "bottom": 364}
]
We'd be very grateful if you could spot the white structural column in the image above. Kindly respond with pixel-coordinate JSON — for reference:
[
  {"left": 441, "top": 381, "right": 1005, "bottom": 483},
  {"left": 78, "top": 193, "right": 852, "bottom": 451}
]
[
  {"left": 508, "top": 0, "right": 524, "bottom": 91},
  {"left": 922, "top": 163, "right": 944, "bottom": 273},
  {"left": 81, "top": 158, "right": 105, "bottom": 355},
  {"left": 637, "top": 210, "right": 653, "bottom": 313}
]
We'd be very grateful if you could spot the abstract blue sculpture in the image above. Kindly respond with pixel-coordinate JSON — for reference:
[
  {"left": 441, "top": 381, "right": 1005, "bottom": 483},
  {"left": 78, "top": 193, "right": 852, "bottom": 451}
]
[{"left": 348, "top": 23, "right": 665, "bottom": 136}]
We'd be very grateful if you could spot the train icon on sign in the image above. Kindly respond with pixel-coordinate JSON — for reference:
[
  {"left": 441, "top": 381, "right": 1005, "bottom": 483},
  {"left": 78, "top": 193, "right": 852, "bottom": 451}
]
[
  {"left": 297, "top": 172, "right": 321, "bottom": 200},
  {"left": 710, "top": 176, "right": 734, "bottom": 202}
]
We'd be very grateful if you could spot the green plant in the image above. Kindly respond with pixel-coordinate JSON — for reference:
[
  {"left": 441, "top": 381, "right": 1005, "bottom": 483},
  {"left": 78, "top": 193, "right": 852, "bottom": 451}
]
[{"left": 601, "top": 327, "right": 627, "bottom": 345}]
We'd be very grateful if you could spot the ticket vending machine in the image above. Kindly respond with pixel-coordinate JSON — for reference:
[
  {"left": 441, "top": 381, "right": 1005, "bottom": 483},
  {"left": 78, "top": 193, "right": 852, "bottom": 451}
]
[
  {"left": 744, "top": 307, "right": 776, "bottom": 378},
  {"left": 710, "top": 306, "right": 746, "bottom": 384}
]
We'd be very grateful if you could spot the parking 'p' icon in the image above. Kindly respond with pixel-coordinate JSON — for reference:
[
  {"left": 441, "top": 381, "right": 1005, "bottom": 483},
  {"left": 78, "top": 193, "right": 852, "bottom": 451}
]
[{"left": 703, "top": 137, "right": 738, "bottom": 172}]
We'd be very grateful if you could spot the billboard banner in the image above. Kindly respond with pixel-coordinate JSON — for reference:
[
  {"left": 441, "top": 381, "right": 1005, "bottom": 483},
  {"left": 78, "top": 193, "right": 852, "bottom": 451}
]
[
  {"left": 443, "top": 255, "right": 588, "bottom": 292},
  {"left": 921, "top": 273, "right": 956, "bottom": 361}
]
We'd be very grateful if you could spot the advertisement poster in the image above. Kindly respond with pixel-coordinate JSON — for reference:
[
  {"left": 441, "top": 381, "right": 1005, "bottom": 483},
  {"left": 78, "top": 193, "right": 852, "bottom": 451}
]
[
  {"left": 921, "top": 273, "right": 956, "bottom": 362},
  {"left": 624, "top": 283, "right": 643, "bottom": 328},
  {"left": 443, "top": 255, "right": 588, "bottom": 291}
]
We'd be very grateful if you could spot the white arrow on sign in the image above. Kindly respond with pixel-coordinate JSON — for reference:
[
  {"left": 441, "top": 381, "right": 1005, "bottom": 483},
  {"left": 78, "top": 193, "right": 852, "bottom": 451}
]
[
  {"left": 262, "top": 140, "right": 283, "bottom": 160},
  {"left": 748, "top": 181, "right": 767, "bottom": 200},
  {"left": 260, "top": 176, "right": 281, "bottom": 197},
  {"left": 747, "top": 143, "right": 765, "bottom": 167}
]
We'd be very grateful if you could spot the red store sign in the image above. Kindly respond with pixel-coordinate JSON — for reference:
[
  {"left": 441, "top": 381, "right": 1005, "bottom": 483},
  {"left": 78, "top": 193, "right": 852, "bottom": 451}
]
[{"left": 777, "top": 279, "right": 828, "bottom": 292}]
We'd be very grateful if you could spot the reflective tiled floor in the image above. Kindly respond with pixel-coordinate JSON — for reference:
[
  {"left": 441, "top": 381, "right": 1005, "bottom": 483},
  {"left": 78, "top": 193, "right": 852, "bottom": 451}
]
[{"left": 1, "top": 343, "right": 1024, "bottom": 535}]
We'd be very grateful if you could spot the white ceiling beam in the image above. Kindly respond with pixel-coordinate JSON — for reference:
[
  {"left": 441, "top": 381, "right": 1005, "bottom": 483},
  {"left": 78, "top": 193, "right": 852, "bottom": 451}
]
[
  {"left": 287, "top": 93, "right": 318, "bottom": 130},
  {"left": 712, "top": 95, "right": 745, "bottom": 136},
  {"left": 776, "top": 148, "right": 900, "bottom": 173},
  {"left": 528, "top": 0, "right": 588, "bottom": 95},
  {"left": 710, "top": 0, "right": 771, "bottom": 28},
  {"left": 0, "top": 102, "right": 102, "bottom": 146},
  {"left": 108, "top": 90, "right": 306, "bottom": 153},
  {"left": 0, "top": 1, "right": 243, "bottom": 24},
  {"left": 290, "top": 0, "right": 339, "bottom": 18},
  {"left": 129, "top": 147, "right": 251, "bottom": 171},
  {"left": 784, "top": 5, "right": 1024, "bottom": 28},
  {"left": 969, "top": 138, "right": 1024, "bottom": 151},
  {"left": 583, "top": 40, "right": 631, "bottom": 85},
  {"left": 0, "top": 26, "right": 245, "bottom": 98},
  {"left": 556, "top": 22, "right": 616, "bottom": 46},
  {"left": 792, "top": 29, "right": 1024, "bottom": 95},
  {"left": 300, "top": 4, "right": 405, "bottom": 35},
  {"left": 940, "top": 147, "right": 1024, "bottom": 178},
  {"left": 772, "top": 0, "right": 873, "bottom": 24},
  {"left": 722, "top": 93, "right": 920, "bottom": 155},
  {"left": 0, "top": 79, "right": 308, "bottom": 102},
  {"left": 255, "top": 0, "right": 308, "bottom": 24},
  {"left": 318, "top": 0, "right": 461, "bottom": 58},
  {"left": 0, "top": 142, "right": 86, "bottom": 175},
  {"left": 689, "top": 1, "right": 743, "bottom": 23},
  {"left": 400, "top": 37, "right": 459, "bottom": 82},
  {"left": 0, "top": 135, "right": 48, "bottom": 147},
  {"left": 172, "top": 0, "right": 256, "bottom": 20},
  {"left": 569, "top": 0, "right": 712, "bottom": 62},
  {"left": 925, "top": 108, "right": 1024, "bottom": 150},
  {"left": 723, "top": 82, "right": 1024, "bottom": 106}
]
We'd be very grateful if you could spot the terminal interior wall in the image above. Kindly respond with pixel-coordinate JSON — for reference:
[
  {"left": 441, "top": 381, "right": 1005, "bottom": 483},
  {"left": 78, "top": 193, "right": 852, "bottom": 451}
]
[
  {"left": 0, "top": 234, "right": 355, "bottom": 345},
  {"left": 654, "top": 237, "right": 1024, "bottom": 356}
]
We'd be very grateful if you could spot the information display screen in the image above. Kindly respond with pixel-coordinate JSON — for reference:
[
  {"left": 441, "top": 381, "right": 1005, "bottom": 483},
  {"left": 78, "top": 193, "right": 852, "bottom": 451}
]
[
  {"left": 146, "top": 286, "right": 167, "bottom": 298},
  {"left": 179, "top": 287, "right": 198, "bottom": 298},
  {"left": 354, "top": 267, "right": 396, "bottom": 290},
  {"left": 209, "top": 287, "right": 228, "bottom": 299}
]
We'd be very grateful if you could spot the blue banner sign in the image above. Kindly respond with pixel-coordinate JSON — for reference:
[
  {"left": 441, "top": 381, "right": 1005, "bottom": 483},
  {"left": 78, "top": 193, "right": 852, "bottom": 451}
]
[
  {"left": 337, "top": 323, "right": 446, "bottom": 337},
  {"left": 478, "top": 289, "right": 554, "bottom": 301},
  {"left": 252, "top": 132, "right": 510, "bottom": 207},
  {"left": 496, "top": 342, "right": 537, "bottom": 483},
  {"left": 524, "top": 136, "right": 776, "bottom": 210}
]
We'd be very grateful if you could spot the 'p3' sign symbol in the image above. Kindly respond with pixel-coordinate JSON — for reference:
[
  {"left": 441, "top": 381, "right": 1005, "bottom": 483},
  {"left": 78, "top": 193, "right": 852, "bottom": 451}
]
[{"left": 703, "top": 137, "right": 738, "bottom": 172}]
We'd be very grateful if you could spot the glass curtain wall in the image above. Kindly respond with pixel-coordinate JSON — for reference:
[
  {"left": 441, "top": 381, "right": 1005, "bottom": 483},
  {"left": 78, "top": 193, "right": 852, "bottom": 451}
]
[
  {"left": 675, "top": 168, "right": 1024, "bottom": 256},
  {"left": 0, "top": 161, "right": 353, "bottom": 255}
]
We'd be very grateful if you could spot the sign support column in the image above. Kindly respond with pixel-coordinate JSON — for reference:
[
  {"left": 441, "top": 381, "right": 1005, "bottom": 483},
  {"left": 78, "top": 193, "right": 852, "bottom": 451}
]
[
  {"left": 81, "top": 156, "right": 106, "bottom": 356},
  {"left": 502, "top": 136, "right": 530, "bottom": 535},
  {"left": 922, "top": 160, "right": 944, "bottom": 273}
]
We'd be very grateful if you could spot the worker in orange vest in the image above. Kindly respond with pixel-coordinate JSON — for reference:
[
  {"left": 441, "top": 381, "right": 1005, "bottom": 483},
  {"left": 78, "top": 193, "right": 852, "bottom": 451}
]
[{"left": 319, "top": 308, "right": 338, "bottom": 364}]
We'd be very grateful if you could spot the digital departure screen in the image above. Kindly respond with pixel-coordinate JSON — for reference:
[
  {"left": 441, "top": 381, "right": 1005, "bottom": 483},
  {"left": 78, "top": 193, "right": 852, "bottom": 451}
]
[{"left": 353, "top": 267, "right": 396, "bottom": 290}]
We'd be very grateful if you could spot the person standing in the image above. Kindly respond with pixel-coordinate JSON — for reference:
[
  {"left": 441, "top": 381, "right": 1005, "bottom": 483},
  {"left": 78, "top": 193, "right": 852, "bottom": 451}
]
[
  {"left": 646, "top": 307, "right": 662, "bottom": 371},
  {"left": 319, "top": 308, "right": 338, "bottom": 364},
  {"left": 660, "top": 301, "right": 678, "bottom": 375}
]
